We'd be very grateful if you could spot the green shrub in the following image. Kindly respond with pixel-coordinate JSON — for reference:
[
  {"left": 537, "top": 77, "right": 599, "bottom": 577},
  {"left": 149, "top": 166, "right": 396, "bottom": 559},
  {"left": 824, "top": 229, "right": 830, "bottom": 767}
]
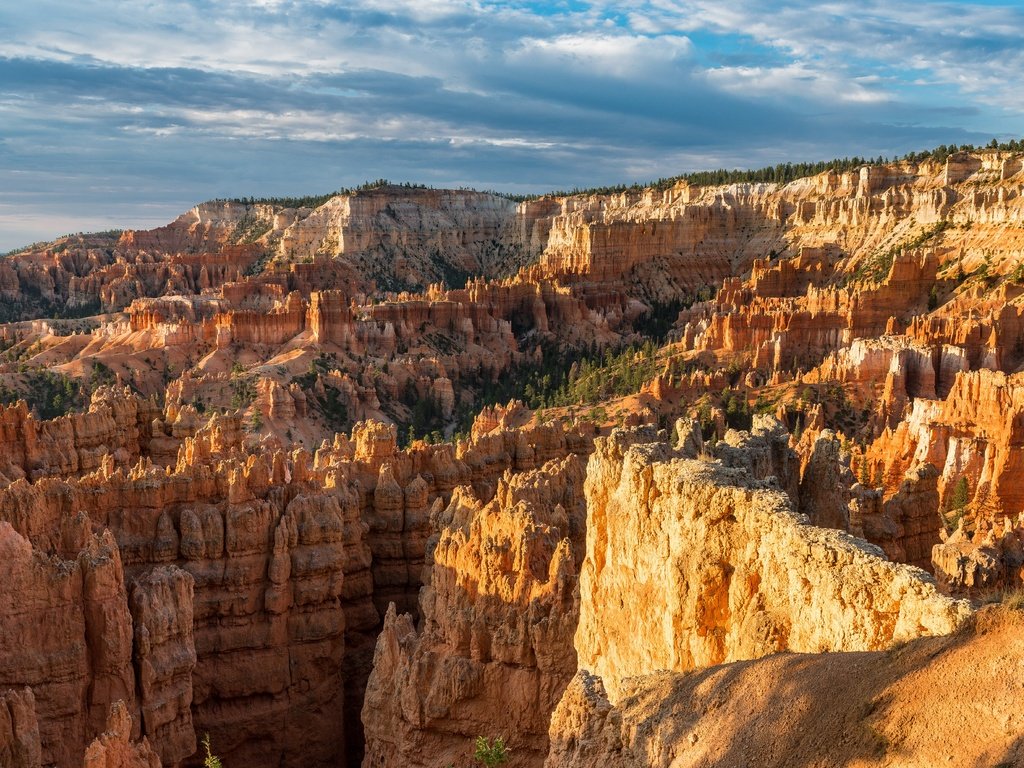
[
  {"left": 0, "top": 370, "right": 85, "bottom": 419},
  {"left": 474, "top": 736, "right": 509, "bottom": 768},
  {"left": 721, "top": 389, "right": 752, "bottom": 431},
  {"left": 202, "top": 734, "right": 223, "bottom": 768},
  {"left": 230, "top": 377, "right": 256, "bottom": 410},
  {"left": 943, "top": 475, "right": 971, "bottom": 531}
]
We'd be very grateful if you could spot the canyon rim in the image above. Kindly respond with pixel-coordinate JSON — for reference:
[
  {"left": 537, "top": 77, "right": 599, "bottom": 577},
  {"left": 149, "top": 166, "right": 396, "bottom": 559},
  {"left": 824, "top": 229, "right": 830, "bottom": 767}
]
[{"left": 5, "top": 1, "right": 1024, "bottom": 766}]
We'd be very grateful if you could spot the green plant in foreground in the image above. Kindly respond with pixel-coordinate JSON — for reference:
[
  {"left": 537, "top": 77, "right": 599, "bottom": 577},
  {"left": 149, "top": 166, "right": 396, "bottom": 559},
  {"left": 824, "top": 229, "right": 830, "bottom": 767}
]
[
  {"left": 202, "top": 733, "right": 223, "bottom": 768},
  {"left": 474, "top": 735, "right": 509, "bottom": 767}
]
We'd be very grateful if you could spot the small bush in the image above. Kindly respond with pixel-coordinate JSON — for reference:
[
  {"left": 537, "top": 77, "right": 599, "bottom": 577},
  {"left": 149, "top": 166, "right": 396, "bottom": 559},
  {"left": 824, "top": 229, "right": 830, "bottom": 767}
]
[
  {"left": 202, "top": 734, "right": 223, "bottom": 768},
  {"left": 474, "top": 736, "right": 509, "bottom": 768},
  {"left": 943, "top": 476, "right": 970, "bottom": 531}
]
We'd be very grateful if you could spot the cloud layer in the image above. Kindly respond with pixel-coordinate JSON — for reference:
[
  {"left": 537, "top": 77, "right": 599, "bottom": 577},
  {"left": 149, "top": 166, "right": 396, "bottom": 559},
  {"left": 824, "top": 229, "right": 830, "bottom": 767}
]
[{"left": 1, "top": 0, "right": 1022, "bottom": 249}]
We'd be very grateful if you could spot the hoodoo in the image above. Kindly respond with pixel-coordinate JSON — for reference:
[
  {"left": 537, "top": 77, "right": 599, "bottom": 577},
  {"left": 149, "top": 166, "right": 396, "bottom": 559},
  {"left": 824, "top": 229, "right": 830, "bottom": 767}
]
[{"left": 5, "top": 138, "right": 1024, "bottom": 767}]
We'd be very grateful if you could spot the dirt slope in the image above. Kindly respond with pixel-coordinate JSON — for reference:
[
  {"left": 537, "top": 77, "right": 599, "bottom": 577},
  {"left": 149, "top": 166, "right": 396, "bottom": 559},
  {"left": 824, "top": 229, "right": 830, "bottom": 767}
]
[{"left": 547, "top": 606, "right": 1024, "bottom": 768}]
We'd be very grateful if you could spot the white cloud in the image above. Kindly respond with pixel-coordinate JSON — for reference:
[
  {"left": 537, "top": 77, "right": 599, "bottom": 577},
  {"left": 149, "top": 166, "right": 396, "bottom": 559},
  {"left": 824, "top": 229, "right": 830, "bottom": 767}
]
[
  {"left": 614, "top": 0, "right": 1024, "bottom": 109},
  {"left": 1, "top": 0, "right": 1022, "bottom": 247},
  {"left": 706, "top": 63, "right": 891, "bottom": 104},
  {"left": 508, "top": 32, "right": 692, "bottom": 78}
]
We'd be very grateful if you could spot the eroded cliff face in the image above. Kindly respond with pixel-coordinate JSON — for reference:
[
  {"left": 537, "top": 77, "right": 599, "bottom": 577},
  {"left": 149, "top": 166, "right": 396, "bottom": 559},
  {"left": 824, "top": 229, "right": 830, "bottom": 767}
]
[
  {"left": 0, "top": 692, "right": 159, "bottom": 768},
  {"left": 528, "top": 154, "right": 1024, "bottom": 301},
  {"left": 866, "top": 369, "right": 1024, "bottom": 515},
  {"left": 0, "top": 392, "right": 592, "bottom": 768},
  {"left": 0, "top": 523, "right": 136, "bottom": 768},
  {"left": 82, "top": 703, "right": 161, "bottom": 768},
  {"left": 275, "top": 189, "right": 531, "bottom": 287},
  {"left": 577, "top": 426, "right": 969, "bottom": 700},
  {"left": 0, "top": 432, "right": 370, "bottom": 768},
  {"left": 129, "top": 567, "right": 196, "bottom": 766},
  {"left": 361, "top": 455, "right": 586, "bottom": 768},
  {"left": 0, "top": 688, "right": 43, "bottom": 768},
  {"left": 0, "top": 388, "right": 157, "bottom": 485},
  {"left": 8, "top": 151, "right": 1024, "bottom": 766},
  {"left": 10, "top": 150, "right": 1024, "bottom": 325}
]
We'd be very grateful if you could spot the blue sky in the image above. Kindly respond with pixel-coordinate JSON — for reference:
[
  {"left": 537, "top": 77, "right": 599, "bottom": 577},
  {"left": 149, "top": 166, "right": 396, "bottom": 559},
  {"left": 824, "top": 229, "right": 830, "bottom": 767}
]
[{"left": 2, "top": 0, "right": 1024, "bottom": 250}]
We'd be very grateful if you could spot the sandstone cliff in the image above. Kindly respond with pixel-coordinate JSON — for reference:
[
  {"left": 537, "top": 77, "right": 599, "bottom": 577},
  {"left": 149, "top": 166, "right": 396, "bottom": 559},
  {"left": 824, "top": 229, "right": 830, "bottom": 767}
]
[
  {"left": 0, "top": 394, "right": 591, "bottom": 768},
  {"left": 0, "top": 388, "right": 157, "bottom": 484},
  {"left": 0, "top": 693, "right": 160, "bottom": 768},
  {"left": 82, "top": 703, "right": 161, "bottom": 768},
  {"left": 6, "top": 150, "right": 1024, "bottom": 767},
  {"left": 361, "top": 455, "right": 586, "bottom": 768},
  {"left": 0, "top": 523, "right": 136, "bottom": 767},
  {"left": 0, "top": 443, "right": 370, "bottom": 768},
  {"left": 577, "top": 426, "right": 969, "bottom": 700},
  {"left": 866, "top": 369, "right": 1024, "bottom": 517},
  {"left": 0, "top": 689, "right": 42, "bottom": 768}
]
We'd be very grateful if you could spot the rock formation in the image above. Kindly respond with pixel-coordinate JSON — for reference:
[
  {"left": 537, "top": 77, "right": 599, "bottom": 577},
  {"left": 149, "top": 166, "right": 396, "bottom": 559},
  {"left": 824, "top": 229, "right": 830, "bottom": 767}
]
[
  {"left": 129, "top": 568, "right": 196, "bottom": 766},
  {"left": 0, "top": 389, "right": 157, "bottom": 484},
  {"left": 361, "top": 455, "right": 586, "bottom": 768},
  {"left": 0, "top": 442, "right": 369, "bottom": 768},
  {"left": 82, "top": 703, "right": 161, "bottom": 768},
  {"left": 0, "top": 522, "right": 136, "bottom": 768},
  {"left": 6, "top": 151, "right": 1024, "bottom": 766},
  {"left": 0, "top": 689, "right": 42, "bottom": 768},
  {"left": 577, "top": 426, "right": 969, "bottom": 700},
  {"left": 932, "top": 512, "right": 1024, "bottom": 595}
]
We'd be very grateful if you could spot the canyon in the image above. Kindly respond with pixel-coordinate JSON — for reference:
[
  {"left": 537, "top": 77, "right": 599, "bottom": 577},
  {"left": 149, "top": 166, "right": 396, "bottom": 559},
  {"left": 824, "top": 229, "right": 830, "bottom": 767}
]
[{"left": 3, "top": 151, "right": 1024, "bottom": 766}]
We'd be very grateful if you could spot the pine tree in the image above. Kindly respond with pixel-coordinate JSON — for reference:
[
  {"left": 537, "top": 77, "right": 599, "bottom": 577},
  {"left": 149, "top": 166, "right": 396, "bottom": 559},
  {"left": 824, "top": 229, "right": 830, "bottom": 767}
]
[
  {"left": 947, "top": 476, "right": 970, "bottom": 511},
  {"left": 858, "top": 458, "right": 871, "bottom": 486}
]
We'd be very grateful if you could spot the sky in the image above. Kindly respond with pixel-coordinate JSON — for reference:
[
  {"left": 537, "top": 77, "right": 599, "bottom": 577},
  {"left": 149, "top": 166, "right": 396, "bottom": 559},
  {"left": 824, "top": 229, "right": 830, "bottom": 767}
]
[{"left": 2, "top": 0, "right": 1024, "bottom": 251}]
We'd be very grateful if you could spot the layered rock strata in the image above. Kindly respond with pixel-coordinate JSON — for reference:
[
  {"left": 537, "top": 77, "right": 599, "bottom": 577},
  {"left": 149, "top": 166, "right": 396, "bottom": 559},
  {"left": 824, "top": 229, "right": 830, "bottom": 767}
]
[
  {"left": 0, "top": 444, "right": 369, "bottom": 768},
  {"left": 867, "top": 369, "right": 1024, "bottom": 516},
  {"left": 0, "top": 396, "right": 591, "bottom": 768},
  {"left": 0, "top": 688, "right": 42, "bottom": 768},
  {"left": 0, "top": 522, "right": 136, "bottom": 767},
  {"left": 82, "top": 702, "right": 161, "bottom": 768},
  {"left": 0, "top": 389, "right": 157, "bottom": 484},
  {"left": 0, "top": 694, "right": 160, "bottom": 768},
  {"left": 577, "top": 426, "right": 969, "bottom": 700},
  {"left": 361, "top": 455, "right": 586, "bottom": 768}
]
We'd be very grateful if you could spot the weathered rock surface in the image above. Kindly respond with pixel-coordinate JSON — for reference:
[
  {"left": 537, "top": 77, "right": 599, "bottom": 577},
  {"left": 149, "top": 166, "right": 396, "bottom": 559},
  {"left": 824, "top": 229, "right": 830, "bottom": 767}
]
[
  {"left": 577, "top": 426, "right": 969, "bottom": 700},
  {"left": 932, "top": 513, "right": 1024, "bottom": 595},
  {"left": 0, "top": 688, "right": 42, "bottom": 768},
  {"left": 868, "top": 369, "right": 1024, "bottom": 516},
  {"left": 83, "top": 702, "right": 161, "bottom": 768},
  {"left": 0, "top": 395, "right": 591, "bottom": 768},
  {"left": 361, "top": 455, "right": 586, "bottom": 768},
  {"left": 129, "top": 567, "right": 196, "bottom": 766},
  {"left": 0, "top": 522, "right": 137, "bottom": 768},
  {"left": 0, "top": 442, "right": 368, "bottom": 768},
  {"left": 7, "top": 151, "right": 1024, "bottom": 767},
  {"left": 0, "top": 389, "right": 157, "bottom": 484}
]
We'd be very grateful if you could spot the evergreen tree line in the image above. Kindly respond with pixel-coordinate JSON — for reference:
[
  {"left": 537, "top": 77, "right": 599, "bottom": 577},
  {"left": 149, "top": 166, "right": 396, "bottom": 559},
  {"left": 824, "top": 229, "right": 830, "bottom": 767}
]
[
  {"left": 0, "top": 362, "right": 115, "bottom": 420},
  {"left": 452, "top": 339, "right": 663, "bottom": 438},
  {"left": 218, "top": 180, "right": 430, "bottom": 210},
  {"left": 516, "top": 139, "right": 1024, "bottom": 200}
]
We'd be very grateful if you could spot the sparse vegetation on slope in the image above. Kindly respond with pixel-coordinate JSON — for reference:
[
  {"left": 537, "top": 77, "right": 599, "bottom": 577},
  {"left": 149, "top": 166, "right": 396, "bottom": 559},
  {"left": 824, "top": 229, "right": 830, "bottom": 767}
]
[{"left": 0, "top": 370, "right": 86, "bottom": 419}]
